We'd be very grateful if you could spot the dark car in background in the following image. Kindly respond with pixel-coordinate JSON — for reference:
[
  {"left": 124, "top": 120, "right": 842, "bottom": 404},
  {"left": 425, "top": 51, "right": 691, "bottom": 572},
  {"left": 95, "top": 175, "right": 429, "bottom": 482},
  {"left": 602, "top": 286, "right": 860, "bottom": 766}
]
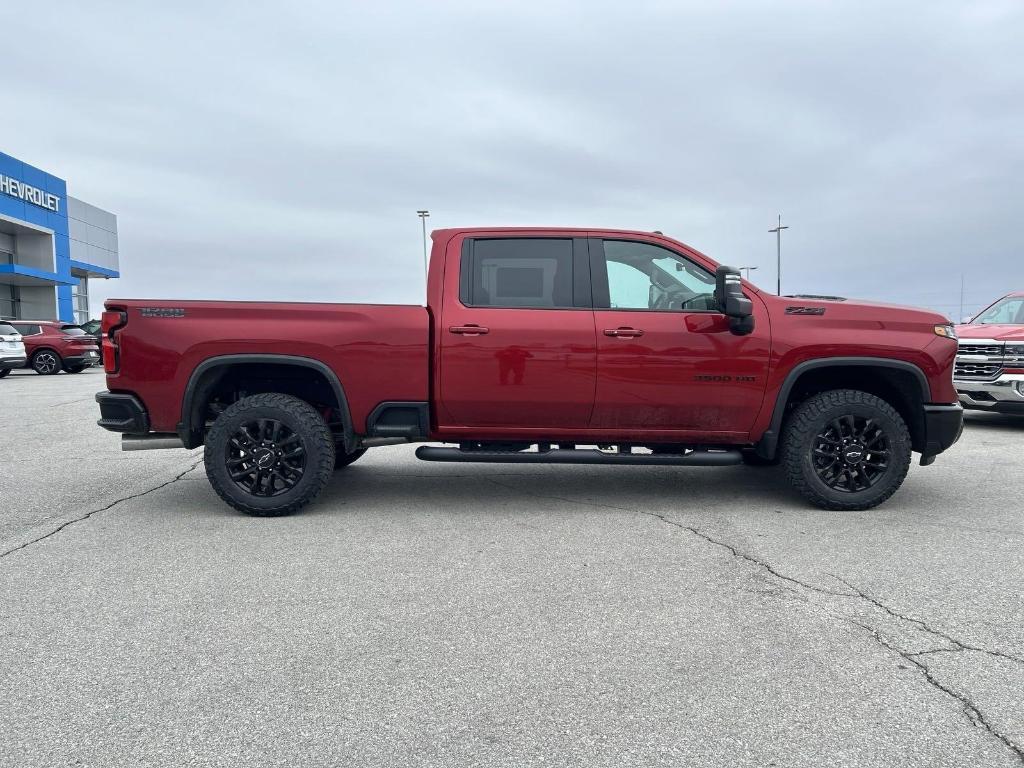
[
  {"left": 79, "top": 318, "right": 103, "bottom": 348},
  {"left": 10, "top": 321, "right": 101, "bottom": 375}
]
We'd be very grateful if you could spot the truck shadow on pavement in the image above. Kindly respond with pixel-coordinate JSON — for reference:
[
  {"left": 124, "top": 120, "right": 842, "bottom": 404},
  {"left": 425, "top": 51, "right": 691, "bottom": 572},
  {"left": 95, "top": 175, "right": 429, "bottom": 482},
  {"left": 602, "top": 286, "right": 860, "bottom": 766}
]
[{"left": 306, "top": 462, "right": 883, "bottom": 520}]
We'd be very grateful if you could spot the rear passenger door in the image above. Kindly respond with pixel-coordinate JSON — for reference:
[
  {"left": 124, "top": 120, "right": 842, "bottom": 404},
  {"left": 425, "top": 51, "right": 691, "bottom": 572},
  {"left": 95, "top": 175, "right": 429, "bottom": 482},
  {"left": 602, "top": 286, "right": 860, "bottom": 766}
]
[{"left": 438, "top": 236, "right": 597, "bottom": 428}]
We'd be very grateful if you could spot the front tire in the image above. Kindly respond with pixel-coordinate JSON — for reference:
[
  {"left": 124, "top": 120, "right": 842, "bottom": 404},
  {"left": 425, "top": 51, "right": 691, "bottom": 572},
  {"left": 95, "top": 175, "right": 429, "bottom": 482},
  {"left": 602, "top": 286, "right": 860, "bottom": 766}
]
[
  {"left": 204, "top": 393, "right": 335, "bottom": 516},
  {"left": 32, "top": 350, "right": 62, "bottom": 375},
  {"left": 781, "top": 389, "right": 911, "bottom": 510}
]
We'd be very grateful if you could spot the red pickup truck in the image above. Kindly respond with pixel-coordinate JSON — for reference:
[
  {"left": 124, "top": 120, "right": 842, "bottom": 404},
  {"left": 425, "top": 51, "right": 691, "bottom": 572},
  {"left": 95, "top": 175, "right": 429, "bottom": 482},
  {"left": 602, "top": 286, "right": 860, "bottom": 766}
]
[{"left": 96, "top": 227, "right": 962, "bottom": 515}]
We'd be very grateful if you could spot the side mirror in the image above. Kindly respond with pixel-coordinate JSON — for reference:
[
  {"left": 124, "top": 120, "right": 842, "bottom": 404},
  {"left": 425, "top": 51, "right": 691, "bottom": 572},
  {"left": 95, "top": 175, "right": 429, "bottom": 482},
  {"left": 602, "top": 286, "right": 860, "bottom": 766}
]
[{"left": 715, "top": 265, "right": 754, "bottom": 335}]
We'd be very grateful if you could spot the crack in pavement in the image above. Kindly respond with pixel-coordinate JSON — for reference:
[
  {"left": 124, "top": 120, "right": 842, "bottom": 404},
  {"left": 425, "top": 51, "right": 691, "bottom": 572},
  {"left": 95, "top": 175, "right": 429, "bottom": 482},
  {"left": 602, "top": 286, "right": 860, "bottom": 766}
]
[
  {"left": 483, "top": 474, "right": 1024, "bottom": 762},
  {"left": 852, "top": 620, "right": 1024, "bottom": 763},
  {"left": 832, "top": 575, "right": 1024, "bottom": 667},
  {"left": 0, "top": 460, "right": 203, "bottom": 560}
]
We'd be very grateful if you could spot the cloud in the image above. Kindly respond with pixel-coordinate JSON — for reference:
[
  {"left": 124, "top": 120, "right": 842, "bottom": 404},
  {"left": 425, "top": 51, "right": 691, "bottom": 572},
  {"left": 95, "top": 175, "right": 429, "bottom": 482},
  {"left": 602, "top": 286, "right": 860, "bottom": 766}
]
[{"left": 3, "top": 0, "right": 1022, "bottom": 318}]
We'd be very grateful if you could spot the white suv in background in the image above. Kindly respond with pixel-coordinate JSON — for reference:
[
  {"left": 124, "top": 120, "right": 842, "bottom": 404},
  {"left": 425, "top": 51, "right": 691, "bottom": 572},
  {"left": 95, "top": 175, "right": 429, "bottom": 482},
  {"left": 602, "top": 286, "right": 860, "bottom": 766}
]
[{"left": 0, "top": 322, "right": 27, "bottom": 378}]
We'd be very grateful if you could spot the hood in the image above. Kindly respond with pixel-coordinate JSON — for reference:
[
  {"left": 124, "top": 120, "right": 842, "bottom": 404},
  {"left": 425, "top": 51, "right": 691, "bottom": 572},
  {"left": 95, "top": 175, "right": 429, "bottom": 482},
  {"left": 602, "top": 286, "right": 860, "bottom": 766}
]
[
  {"left": 773, "top": 294, "right": 948, "bottom": 324},
  {"left": 954, "top": 323, "right": 1024, "bottom": 342}
]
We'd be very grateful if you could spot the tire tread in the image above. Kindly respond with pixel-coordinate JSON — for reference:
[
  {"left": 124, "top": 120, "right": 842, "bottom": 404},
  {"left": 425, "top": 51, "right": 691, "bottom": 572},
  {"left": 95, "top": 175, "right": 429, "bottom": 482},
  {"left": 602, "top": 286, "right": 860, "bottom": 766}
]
[
  {"left": 781, "top": 389, "right": 911, "bottom": 511},
  {"left": 204, "top": 392, "right": 335, "bottom": 516}
]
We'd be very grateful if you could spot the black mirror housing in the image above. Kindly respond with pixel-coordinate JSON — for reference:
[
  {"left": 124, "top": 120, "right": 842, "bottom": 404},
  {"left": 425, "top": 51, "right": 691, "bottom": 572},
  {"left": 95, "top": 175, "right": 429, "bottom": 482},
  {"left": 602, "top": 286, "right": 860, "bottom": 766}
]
[{"left": 715, "top": 265, "right": 755, "bottom": 335}]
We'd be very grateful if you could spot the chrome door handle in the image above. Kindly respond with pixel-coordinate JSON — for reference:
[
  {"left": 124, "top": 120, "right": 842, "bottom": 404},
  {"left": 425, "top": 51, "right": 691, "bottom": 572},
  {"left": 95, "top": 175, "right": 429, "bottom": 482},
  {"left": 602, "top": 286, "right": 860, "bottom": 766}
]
[
  {"left": 603, "top": 327, "right": 644, "bottom": 338},
  {"left": 449, "top": 325, "right": 489, "bottom": 335}
]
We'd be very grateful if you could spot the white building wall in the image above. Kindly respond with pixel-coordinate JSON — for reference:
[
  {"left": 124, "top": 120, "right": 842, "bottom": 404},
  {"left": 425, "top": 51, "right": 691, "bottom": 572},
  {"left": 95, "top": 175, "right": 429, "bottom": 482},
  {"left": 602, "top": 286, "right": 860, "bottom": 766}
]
[{"left": 68, "top": 196, "right": 119, "bottom": 272}]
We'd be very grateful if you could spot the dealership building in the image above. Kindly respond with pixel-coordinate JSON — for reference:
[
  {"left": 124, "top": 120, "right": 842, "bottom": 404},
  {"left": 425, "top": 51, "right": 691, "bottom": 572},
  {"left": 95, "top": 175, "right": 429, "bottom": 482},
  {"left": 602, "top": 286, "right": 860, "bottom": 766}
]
[{"left": 0, "top": 150, "right": 119, "bottom": 324}]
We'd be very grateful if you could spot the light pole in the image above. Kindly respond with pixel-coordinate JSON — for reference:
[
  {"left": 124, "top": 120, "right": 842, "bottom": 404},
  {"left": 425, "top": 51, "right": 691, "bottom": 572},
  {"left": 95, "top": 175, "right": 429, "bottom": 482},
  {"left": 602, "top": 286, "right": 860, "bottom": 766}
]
[
  {"left": 417, "top": 210, "right": 430, "bottom": 278},
  {"left": 739, "top": 266, "right": 758, "bottom": 281},
  {"left": 768, "top": 214, "right": 788, "bottom": 295}
]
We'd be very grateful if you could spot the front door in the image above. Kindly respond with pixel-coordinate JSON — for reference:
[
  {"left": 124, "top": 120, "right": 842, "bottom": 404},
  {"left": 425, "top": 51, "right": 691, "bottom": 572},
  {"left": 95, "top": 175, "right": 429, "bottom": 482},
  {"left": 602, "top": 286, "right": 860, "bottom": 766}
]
[
  {"left": 439, "top": 236, "right": 597, "bottom": 428},
  {"left": 589, "top": 237, "right": 771, "bottom": 435}
]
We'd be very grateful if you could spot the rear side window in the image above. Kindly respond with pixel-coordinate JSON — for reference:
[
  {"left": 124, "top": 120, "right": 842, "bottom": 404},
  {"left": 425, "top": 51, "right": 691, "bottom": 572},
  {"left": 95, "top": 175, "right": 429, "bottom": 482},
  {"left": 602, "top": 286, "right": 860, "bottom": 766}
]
[
  {"left": 12, "top": 324, "right": 40, "bottom": 335},
  {"left": 462, "top": 238, "right": 580, "bottom": 309},
  {"left": 59, "top": 325, "right": 88, "bottom": 336},
  {"left": 0, "top": 323, "right": 17, "bottom": 335}
]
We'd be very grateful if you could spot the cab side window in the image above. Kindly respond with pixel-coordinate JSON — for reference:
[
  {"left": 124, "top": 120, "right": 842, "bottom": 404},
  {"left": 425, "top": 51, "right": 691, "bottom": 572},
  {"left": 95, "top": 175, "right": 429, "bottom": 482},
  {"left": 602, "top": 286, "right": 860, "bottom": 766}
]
[
  {"left": 602, "top": 240, "right": 717, "bottom": 312},
  {"left": 462, "top": 238, "right": 580, "bottom": 309}
]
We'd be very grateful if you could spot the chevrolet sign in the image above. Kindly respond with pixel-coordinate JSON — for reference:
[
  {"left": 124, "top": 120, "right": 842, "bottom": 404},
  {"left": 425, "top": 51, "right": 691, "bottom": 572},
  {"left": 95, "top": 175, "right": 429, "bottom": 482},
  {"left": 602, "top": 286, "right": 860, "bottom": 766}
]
[{"left": 0, "top": 174, "right": 61, "bottom": 212}]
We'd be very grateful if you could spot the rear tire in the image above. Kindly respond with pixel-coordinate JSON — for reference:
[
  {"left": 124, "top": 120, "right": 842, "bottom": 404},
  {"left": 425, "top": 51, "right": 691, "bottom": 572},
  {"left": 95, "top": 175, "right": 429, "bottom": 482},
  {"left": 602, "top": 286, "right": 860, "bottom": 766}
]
[
  {"left": 64, "top": 364, "right": 88, "bottom": 374},
  {"left": 32, "top": 350, "right": 62, "bottom": 375},
  {"left": 204, "top": 393, "right": 335, "bottom": 517},
  {"left": 334, "top": 447, "right": 367, "bottom": 469},
  {"left": 781, "top": 389, "right": 911, "bottom": 510},
  {"left": 0, "top": 369, "right": 10, "bottom": 378}
]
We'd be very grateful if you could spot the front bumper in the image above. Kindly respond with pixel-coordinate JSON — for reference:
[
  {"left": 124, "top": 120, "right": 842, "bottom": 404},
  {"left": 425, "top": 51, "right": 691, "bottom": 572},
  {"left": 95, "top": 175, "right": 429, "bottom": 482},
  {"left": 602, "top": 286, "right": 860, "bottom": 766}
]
[
  {"left": 96, "top": 391, "right": 150, "bottom": 433},
  {"left": 955, "top": 373, "right": 1024, "bottom": 415},
  {"left": 1, "top": 355, "right": 27, "bottom": 370},
  {"left": 920, "top": 403, "right": 964, "bottom": 463}
]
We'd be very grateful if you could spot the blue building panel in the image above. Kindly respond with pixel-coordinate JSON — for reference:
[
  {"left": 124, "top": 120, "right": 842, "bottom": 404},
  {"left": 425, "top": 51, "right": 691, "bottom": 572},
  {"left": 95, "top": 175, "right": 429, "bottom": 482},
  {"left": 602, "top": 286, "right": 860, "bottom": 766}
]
[{"left": 1, "top": 150, "right": 116, "bottom": 322}]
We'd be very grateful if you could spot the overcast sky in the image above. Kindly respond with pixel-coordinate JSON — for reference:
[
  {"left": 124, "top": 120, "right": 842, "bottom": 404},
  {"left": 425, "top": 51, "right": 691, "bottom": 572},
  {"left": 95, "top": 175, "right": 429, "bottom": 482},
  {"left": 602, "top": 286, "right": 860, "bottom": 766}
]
[{"left": 3, "top": 0, "right": 1022, "bottom": 319}]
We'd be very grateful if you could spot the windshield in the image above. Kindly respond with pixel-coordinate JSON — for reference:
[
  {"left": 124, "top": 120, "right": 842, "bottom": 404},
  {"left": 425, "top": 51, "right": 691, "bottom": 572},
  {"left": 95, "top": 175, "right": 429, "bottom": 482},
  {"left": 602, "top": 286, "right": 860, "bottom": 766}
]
[
  {"left": 59, "top": 325, "right": 88, "bottom": 336},
  {"left": 972, "top": 297, "right": 1024, "bottom": 325}
]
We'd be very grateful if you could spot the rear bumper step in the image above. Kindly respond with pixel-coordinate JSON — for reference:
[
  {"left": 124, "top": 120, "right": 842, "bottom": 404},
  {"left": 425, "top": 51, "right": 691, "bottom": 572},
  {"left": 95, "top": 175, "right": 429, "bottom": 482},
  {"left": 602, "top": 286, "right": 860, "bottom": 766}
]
[{"left": 415, "top": 446, "right": 742, "bottom": 466}]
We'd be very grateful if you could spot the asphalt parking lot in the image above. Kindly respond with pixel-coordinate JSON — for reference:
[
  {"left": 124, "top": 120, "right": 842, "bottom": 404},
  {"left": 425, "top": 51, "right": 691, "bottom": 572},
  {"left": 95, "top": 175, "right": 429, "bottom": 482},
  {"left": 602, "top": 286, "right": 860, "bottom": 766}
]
[{"left": 1, "top": 368, "right": 1022, "bottom": 767}]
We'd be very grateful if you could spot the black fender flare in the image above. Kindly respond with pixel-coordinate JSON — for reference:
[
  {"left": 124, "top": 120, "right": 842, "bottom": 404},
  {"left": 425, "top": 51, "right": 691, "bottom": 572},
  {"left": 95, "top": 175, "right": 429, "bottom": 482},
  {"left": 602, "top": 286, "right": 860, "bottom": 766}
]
[
  {"left": 755, "top": 357, "right": 931, "bottom": 459},
  {"left": 176, "top": 353, "right": 354, "bottom": 451}
]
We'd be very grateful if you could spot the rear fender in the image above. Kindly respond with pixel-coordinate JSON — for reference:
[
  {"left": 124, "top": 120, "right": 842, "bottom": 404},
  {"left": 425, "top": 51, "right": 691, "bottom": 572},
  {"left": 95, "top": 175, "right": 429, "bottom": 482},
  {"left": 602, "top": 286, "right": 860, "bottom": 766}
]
[{"left": 177, "top": 354, "right": 355, "bottom": 452}]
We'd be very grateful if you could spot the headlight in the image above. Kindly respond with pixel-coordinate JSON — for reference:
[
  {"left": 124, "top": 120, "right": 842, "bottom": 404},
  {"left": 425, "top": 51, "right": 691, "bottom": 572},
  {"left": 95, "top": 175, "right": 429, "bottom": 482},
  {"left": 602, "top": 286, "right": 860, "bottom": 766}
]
[{"left": 933, "top": 324, "right": 957, "bottom": 339}]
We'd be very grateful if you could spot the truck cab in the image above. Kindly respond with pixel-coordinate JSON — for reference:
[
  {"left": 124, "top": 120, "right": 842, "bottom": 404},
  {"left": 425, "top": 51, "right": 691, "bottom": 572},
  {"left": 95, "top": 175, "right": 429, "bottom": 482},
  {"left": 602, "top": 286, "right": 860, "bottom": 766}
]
[{"left": 96, "top": 227, "right": 963, "bottom": 516}]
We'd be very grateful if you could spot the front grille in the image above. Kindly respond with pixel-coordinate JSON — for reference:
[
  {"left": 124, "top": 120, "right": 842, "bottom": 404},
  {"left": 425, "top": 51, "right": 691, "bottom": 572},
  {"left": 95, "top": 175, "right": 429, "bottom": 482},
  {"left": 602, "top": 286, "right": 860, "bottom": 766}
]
[
  {"left": 955, "top": 340, "right": 1005, "bottom": 380},
  {"left": 954, "top": 362, "right": 1002, "bottom": 380},
  {"left": 958, "top": 343, "right": 1003, "bottom": 356}
]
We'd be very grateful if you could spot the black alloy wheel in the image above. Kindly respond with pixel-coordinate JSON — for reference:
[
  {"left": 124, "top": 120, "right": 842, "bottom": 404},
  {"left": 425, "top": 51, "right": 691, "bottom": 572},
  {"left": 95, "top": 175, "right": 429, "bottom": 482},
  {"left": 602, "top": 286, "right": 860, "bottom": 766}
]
[
  {"left": 781, "top": 389, "right": 911, "bottom": 511},
  {"left": 810, "top": 415, "right": 890, "bottom": 492},
  {"left": 226, "top": 418, "right": 306, "bottom": 497},
  {"left": 32, "top": 350, "right": 61, "bottom": 375}
]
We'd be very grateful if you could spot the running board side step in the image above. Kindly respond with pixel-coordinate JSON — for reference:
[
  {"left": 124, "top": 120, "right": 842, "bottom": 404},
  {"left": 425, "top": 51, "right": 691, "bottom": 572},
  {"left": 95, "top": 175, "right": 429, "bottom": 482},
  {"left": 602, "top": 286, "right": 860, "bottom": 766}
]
[
  {"left": 121, "top": 433, "right": 185, "bottom": 451},
  {"left": 414, "top": 446, "right": 742, "bottom": 466}
]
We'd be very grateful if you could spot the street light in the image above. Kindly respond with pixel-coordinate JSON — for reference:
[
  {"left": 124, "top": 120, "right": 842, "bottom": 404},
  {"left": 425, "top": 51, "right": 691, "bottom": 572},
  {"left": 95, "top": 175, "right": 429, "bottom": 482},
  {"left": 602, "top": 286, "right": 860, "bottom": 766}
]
[
  {"left": 768, "top": 214, "right": 788, "bottom": 295},
  {"left": 417, "top": 210, "right": 430, "bottom": 278},
  {"left": 739, "top": 266, "right": 758, "bottom": 280}
]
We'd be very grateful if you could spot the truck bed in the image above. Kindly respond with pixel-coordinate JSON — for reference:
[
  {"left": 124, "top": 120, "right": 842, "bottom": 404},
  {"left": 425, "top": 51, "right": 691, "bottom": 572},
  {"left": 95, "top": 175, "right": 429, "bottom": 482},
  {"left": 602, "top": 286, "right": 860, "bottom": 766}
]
[{"left": 104, "top": 299, "right": 430, "bottom": 434}]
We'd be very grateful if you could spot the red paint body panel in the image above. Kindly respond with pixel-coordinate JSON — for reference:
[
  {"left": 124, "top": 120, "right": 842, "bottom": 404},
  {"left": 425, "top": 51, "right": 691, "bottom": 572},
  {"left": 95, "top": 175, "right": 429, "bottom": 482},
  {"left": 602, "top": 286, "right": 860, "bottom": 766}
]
[
  {"left": 105, "top": 226, "right": 959, "bottom": 449},
  {"left": 103, "top": 301, "right": 428, "bottom": 433}
]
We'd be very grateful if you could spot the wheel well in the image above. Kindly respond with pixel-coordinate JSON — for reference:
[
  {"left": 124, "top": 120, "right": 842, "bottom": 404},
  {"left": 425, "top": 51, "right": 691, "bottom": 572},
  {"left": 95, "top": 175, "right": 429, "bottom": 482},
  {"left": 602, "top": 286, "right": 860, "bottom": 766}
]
[
  {"left": 180, "top": 360, "right": 352, "bottom": 450},
  {"left": 780, "top": 366, "right": 926, "bottom": 453}
]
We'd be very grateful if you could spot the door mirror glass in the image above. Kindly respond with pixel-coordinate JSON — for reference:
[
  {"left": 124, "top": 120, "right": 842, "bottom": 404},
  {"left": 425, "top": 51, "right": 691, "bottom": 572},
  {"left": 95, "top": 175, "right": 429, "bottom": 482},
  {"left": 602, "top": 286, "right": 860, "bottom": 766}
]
[{"left": 715, "top": 265, "right": 754, "bottom": 335}]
